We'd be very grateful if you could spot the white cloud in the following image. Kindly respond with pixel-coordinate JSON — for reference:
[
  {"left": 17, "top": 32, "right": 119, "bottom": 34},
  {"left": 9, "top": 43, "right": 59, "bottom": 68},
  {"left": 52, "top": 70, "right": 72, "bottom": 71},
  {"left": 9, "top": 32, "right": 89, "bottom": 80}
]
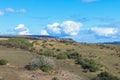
[
  {"left": 40, "top": 30, "right": 49, "bottom": 35},
  {"left": 15, "top": 24, "right": 25, "bottom": 31},
  {"left": 18, "top": 29, "right": 31, "bottom": 35},
  {"left": 90, "top": 27, "right": 118, "bottom": 37},
  {"left": 16, "top": 9, "right": 27, "bottom": 13},
  {"left": 5, "top": 8, "right": 14, "bottom": 12},
  {"left": 0, "top": 8, "right": 27, "bottom": 16},
  {"left": 82, "top": 0, "right": 98, "bottom": 3},
  {"left": 61, "top": 21, "right": 82, "bottom": 36},
  {"left": 15, "top": 24, "right": 31, "bottom": 35},
  {"left": 0, "top": 11, "right": 4, "bottom": 16},
  {"left": 44, "top": 21, "right": 83, "bottom": 37},
  {"left": 47, "top": 22, "right": 61, "bottom": 34}
]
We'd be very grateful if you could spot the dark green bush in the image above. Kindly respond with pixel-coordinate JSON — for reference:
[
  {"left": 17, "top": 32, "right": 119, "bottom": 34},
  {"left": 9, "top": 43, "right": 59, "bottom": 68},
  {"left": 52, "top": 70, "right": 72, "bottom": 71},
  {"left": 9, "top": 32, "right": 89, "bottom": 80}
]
[
  {"left": 76, "top": 57, "right": 102, "bottom": 72},
  {"left": 52, "top": 77, "right": 59, "bottom": 80},
  {"left": 0, "top": 59, "right": 8, "bottom": 65},
  {"left": 66, "top": 51, "right": 81, "bottom": 59},
  {"left": 25, "top": 56, "right": 55, "bottom": 72},
  {"left": 56, "top": 49, "right": 61, "bottom": 51},
  {"left": 57, "top": 53, "right": 68, "bottom": 60},
  {"left": 92, "top": 71, "right": 120, "bottom": 80},
  {"left": 82, "top": 69, "right": 89, "bottom": 73},
  {"left": 25, "top": 64, "right": 38, "bottom": 70},
  {"left": 49, "top": 44, "right": 54, "bottom": 46}
]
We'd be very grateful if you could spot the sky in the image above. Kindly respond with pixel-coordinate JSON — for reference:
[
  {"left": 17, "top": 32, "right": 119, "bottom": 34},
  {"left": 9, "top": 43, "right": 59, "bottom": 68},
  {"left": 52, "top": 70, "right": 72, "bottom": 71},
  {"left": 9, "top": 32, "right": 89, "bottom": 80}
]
[{"left": 0, "top": 0, "right": 120, "bottom": 43}]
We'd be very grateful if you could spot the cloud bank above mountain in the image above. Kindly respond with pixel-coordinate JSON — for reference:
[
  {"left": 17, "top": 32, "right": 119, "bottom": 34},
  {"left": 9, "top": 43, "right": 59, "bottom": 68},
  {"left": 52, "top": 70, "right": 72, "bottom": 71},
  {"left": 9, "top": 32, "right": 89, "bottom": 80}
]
[{"left": 40, "top": 21, "right": 83, "bottom": 37}]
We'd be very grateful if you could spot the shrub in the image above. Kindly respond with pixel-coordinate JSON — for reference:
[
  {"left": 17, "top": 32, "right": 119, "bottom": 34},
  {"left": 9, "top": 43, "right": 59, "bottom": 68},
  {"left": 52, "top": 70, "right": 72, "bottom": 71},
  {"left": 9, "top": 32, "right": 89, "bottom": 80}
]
[
  {"left": 42, "top": 40, "right": 47, "bottom": 43},
  {"left": 41, "top": 44, "right": 47, "bottom": 48},
  {"left": 0, "top": 59, "right": 8, "bottom": 65},
  {"left": 25, "top": 56, "right": 55, "bottom": 72},
  {"left": 76, "top": 57, "right": 102, "bottom": 72},
  {"left": 43, "top": 50, "right": 56, "bottom": 57},
  {"left": 32, "top": 40, "right": 39, "bottom": 45},
  {"left": 82, "top": 69, "right": 89, "bottom": 73},
  {"left": 0, "top": 38, "right": 32, "bottom": 50},
  {"left": 92, "top": 71, "right": 120, "bottom": 80},
  {"left": 56, "top": 49, "right": 61, "bottom": 51},
  {"left": 49, "top": 44, "right": 54, "bottom": 46},
  {"left": 52, "top": 77, "right": 59, "bottom": 80},
  {"left": 57, "top": 53, "right": 68, "bottom": 60},
  {"left": 66, "top": 51, "right": 81, "bottom": 59},
  {"left": 39, "top": 49, "right": 43, "bottom": 52}
]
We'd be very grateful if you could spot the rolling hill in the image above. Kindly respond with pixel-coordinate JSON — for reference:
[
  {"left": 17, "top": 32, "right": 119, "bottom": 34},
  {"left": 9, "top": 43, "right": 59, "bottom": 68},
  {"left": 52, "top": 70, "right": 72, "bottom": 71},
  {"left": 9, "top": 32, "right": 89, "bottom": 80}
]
[{"left": 0, "top": 36, "right": 119, "bottom": 80}]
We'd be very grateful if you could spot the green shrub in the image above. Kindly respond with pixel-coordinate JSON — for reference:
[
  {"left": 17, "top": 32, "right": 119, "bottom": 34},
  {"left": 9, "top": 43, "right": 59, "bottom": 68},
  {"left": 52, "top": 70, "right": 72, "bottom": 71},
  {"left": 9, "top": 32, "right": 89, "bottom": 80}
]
[
  {"left": 92, "top": 71, "right": 120, "bottom": 80},
  {"left": 43, "top": 50, "right": 56, "bottom": 57},
  {"left": 52, "top": 77, "right": 59, "bottom": 80},
  {"left": 25, "top": 56, "right": 55, "bottom": 72},
  {"left": 57, "top": 53, "right": 68, "bottom": 60},
  {"left": 82, "top": 69, "right": 89, "bottom": 73},
  {"left": 56, "top": 49, "right": 61, "bottom": 51},
  {"left": 0, "top": 38, "right": 32, "bottom": 50},
  {"left": 66, "top": 51, "right": 81, "bottom": 59},
  {"left": 0, "top": 59, "right": 8, "bottom": 65},
  {"left": 42, "top": 40, "right": 47, "bottom": 43},
  {"left": 76, "top": 57, "right": 102, "bottom": 72},
  {"left": 49, "top": 44, "right": 54, "bottom": 46},
  {"left": 32, "top": 40, "right": 39, "bottom": 45}
]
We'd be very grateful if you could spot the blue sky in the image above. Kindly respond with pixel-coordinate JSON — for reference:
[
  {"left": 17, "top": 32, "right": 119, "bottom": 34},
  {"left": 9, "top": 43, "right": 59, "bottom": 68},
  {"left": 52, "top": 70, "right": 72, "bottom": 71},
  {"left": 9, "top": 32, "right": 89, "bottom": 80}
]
[{"left": 0, "top": 0, "right": 120, "bottom": 43}]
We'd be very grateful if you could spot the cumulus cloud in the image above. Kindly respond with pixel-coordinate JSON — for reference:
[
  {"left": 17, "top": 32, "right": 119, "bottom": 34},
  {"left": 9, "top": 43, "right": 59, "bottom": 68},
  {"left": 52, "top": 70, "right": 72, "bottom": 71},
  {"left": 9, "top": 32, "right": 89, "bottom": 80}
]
[
  {"left": 0, "top": 11, "right": 4, "bottom": 16},
  {"left": 40, "top": 30, "right": 49, "bottom": 35},
  {"left": 15, "top": 24, "right": 31, "bottom": 35},
  {"left": 62, "top": 21, "right": 82, "bottom": 35},
  {"left": 47, "top": 22, "right": 61, "bottom": 34},
  {"left": 82, "top": 0, "right": 98, "bottom": 3},
  {"left": 41, "top": 21, "right": 83, "bottom": 37},
  {"left": 90, "top": 27, "right": 118, "bottom": 37}
]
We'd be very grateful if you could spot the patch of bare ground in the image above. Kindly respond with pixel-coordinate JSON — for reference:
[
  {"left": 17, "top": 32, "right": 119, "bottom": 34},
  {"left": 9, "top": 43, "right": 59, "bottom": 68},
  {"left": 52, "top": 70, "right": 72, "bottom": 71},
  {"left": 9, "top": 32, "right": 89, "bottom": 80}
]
[
  {"left": 18, "top": 68, "right": 82, "bottom": 80},
  {"left": 0, "top": 38, "right": 8, "bottom": 40}
]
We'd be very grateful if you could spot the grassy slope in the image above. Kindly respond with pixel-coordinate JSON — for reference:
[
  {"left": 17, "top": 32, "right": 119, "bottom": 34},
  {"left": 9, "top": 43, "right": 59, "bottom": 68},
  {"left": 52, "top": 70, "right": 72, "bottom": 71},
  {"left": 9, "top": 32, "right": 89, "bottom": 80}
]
[
  {"left": 0, "top": 45, "right": 82, "bottom": 80},
  {"left": 0, "top": 39, "right": 120, "bottom": 80},
  {"left": 0, "top": 46, "right": 36, "bottom": 80},
  {"left": 0, "top": 46, "right": 36, "bottom": 66},
  {"left": 33, "top": 40, "right": 120, "bottom": 79}
]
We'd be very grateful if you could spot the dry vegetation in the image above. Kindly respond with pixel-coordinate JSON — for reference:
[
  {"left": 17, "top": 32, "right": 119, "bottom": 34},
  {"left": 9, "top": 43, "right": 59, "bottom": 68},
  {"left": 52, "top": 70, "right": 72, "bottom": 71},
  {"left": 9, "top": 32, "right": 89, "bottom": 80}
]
[
  {"left": 0, "top": 38, "right": 8, "bottom": 40},
  {"left": 0, "top": 38, "right": 120, "bottom": 80}
]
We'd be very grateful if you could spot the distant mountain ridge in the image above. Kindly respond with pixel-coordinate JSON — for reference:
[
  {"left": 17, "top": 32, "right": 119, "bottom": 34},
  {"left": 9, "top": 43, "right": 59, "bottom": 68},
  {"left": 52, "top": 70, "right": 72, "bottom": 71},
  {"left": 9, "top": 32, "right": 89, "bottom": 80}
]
[
  {"left": 0, "top": 35, "right": 55, "bottom": 40},
  {"left": 0, "top": 35, "right": 75, "bottom": 42},
  {"left": 101, "top": 41, "right": 120, "bottom": 44}
]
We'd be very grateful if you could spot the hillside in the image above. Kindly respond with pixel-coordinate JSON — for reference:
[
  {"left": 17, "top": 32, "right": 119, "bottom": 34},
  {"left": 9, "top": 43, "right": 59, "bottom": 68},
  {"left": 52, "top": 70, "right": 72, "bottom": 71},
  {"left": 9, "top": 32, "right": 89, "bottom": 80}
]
[
  {"left": 0, "top": 37, "right": 120, "bottom": 80},
  {"left": 0, "top": 35, "right": 75, "bottom": 42}
]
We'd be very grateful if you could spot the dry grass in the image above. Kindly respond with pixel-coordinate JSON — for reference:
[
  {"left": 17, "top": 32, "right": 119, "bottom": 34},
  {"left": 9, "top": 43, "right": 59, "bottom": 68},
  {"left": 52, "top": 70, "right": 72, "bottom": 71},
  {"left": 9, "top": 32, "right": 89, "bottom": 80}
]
[
  {"left": 0, "top": 39, "right": 120, "bottom": 80},
  {"left": 0, "top": 38, "right": 8, "bottom": 40},
  {"left": 33, "top": 40, "right": 120, "bottom": 79}
]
